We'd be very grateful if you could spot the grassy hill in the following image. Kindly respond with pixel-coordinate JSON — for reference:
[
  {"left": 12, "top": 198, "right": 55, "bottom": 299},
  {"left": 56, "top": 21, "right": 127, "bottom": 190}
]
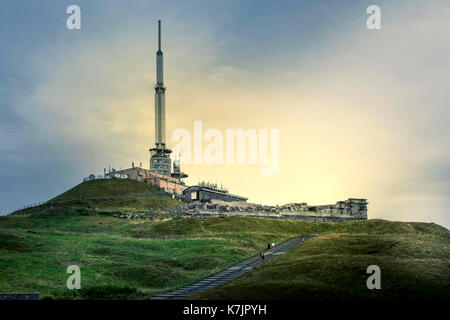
[
  {"left": 0, "top": 180, "right": 448, "bottom": 300},
  {"left": 0, "top": 215, "right": 314, "bottom": 299},
  {"left": 15, "top": 179, "right": 182, "bottom": 219},
  {"left": 191, "top": 221, "right": 450, "bottom": 300},
  {"left": 50, "top": 179, "right": 159, "bottom": 202}
]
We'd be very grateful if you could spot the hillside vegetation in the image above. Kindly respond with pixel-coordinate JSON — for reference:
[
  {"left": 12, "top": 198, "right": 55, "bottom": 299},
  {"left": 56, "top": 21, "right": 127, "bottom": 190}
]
[
  {"left": 192, "top": 221, "right": 450, "bottom": 300},
  {"left": 1, "top": 179, "right": 448, "bottom": 300},
  {"left": 19, "top": 179, "right": 182, "bottom": 219},
  {"left": 0, "top": 215, "right": 312, "bottom": 299},
  {"left": 50, "top": 179, "right": 159, "bottom": 202}
]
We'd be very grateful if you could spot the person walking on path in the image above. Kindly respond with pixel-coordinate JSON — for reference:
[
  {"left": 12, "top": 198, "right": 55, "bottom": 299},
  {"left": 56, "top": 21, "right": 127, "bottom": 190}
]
[{"left": 261, "top": 253, "right": 265, "bottom": 261}]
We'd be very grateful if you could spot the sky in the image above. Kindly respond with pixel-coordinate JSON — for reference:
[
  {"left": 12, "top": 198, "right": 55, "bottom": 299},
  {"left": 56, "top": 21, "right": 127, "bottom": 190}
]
[{"left": 0, "top": 0, "right": 449, "bottom": 228}]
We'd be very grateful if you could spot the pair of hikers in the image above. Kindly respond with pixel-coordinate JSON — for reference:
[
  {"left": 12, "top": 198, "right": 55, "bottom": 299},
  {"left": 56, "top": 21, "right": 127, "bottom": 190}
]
[{"left": 260, "top": 242, "right": 276, "bottom": 261}]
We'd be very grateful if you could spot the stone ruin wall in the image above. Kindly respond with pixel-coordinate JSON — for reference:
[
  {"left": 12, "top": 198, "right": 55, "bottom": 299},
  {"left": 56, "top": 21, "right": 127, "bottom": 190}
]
[{"left": 178, "top": 198, "right": 368, "bottom": 222}]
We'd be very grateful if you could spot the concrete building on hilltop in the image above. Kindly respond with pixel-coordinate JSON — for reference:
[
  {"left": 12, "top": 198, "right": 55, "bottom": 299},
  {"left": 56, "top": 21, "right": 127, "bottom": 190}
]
[
  {"left": 178, "top": 198, "right": 368, "bottom": 222},
  {"left": 105, "top": 166, "right": 186, "bottom": 195},
  {"left": 183, "top": 182, "right": 248, "bottom": 203}
]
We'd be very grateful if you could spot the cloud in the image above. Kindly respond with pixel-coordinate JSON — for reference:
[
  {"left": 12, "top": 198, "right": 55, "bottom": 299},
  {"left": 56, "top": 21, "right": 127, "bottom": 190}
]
[{"left": 0, "top": 1, "right": 449, "bottom": 229}]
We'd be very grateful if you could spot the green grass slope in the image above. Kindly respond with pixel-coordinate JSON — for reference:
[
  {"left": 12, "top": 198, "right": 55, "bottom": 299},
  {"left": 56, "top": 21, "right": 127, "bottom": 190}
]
[
  {"left": 14, "top": 179, "right": 182, "bottom": 219},
  {"left": 0, "top": 213, "right": 312, "bottom": 299},
  {"left": 2, "top": 180, "right": 449, "bottom": 300},
  {"left": 0, "top": 206, "right": 448, "bottom": 300},
  {"left": 191, "top": 220, "right": 450, "bottom": 300},
  {"left": 50, "top": 179, "right": 158, "bottom": 203}
]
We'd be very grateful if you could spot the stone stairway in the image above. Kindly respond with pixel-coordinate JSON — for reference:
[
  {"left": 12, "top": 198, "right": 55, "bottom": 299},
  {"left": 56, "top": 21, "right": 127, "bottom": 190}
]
[{"left": 151, "top": 235, "right": 316, "bottom": 300}]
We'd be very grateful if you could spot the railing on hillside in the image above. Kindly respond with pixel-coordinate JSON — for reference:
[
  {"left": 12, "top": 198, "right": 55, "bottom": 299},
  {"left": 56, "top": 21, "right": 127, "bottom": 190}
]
[
  {"left": 5, "top": 201, "right": 47, "bottom": 216},
  {"left": 50, "top": 190, "right": 173, "bottom": 203}
]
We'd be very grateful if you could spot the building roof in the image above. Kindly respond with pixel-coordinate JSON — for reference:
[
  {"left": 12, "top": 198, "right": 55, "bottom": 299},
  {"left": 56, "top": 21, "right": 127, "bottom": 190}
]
[{"left": 183, "top": 185, "right": 248, "bottom": 201}]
